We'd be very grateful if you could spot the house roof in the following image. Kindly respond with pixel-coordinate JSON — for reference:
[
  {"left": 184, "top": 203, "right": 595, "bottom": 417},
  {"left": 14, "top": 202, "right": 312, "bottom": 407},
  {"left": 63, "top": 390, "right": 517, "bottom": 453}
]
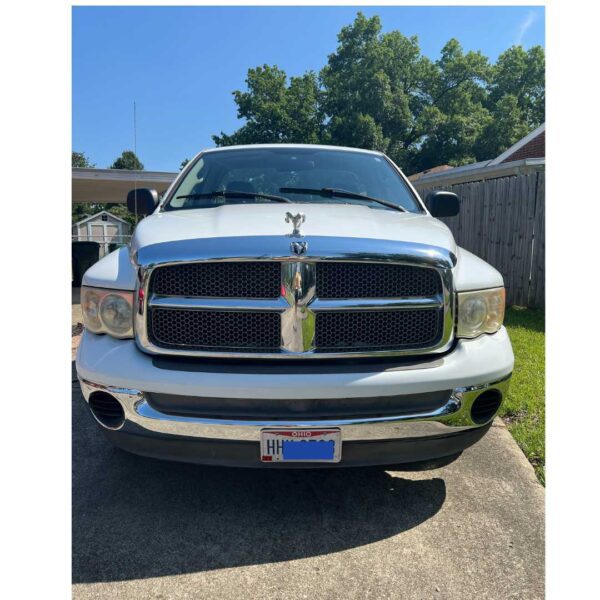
[
  {"left": 408, "top": 164, "right": 454, "bottom": 182},
  {"left": 410, "top": 123, "right": 545, "bottom": 187},
  {"left": 72, "top": 210, "right": 131, "bottom": 228},
  {"left": 488, "top": 123, "right": 545, "bottom": 166},
  {"left": 410, "top": 157, "right": 544, "bottom": 188}
]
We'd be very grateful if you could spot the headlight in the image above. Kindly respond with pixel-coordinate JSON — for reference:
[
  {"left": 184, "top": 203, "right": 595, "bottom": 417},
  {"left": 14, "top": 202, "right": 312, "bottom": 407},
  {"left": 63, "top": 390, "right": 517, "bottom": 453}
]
[
  {"left": 81, "top": 287, "right": 134, "bottom": 338},
  {"left": 457, "top": 287, "right": 505, "bottom": 338}
]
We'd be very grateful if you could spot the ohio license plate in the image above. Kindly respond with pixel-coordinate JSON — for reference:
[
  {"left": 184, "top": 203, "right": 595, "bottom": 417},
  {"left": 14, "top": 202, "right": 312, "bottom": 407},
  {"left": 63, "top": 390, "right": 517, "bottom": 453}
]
[{"left": 260, "top": 428, "right": 342, "bottom": 463}]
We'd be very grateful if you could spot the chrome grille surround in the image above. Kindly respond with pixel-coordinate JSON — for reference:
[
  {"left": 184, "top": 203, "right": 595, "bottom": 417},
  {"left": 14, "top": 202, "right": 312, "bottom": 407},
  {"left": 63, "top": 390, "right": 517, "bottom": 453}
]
[{"left": 133, "top": 236, "right": 456, "bottom": 360}]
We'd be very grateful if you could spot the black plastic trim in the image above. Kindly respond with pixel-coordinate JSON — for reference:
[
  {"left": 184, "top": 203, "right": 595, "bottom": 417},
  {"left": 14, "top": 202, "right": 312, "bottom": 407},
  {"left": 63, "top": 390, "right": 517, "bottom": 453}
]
[
  {"left": 151, "top": 353, "right": 447, "bottom": 375},
  {"left": 101, "top": 421, "right": 492, "bottom": 468},
  {"left": 144, "top": 389, "right": 452, "bottom": 420}
]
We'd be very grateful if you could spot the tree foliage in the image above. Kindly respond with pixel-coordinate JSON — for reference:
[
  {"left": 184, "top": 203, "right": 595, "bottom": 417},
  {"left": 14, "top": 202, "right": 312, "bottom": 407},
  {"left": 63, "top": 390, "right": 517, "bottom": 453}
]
[
  {"left": 213, "top": 13, "right": 544, "bottom": 174},
  {"left": 109, "top": 150, "right": 144, "bottom": 170},
  {"left": 72, "top": 151, "right": 95, "bottom": 168},
  {"left": 213, "top": 66, "right": 322, "bottom": 146}
]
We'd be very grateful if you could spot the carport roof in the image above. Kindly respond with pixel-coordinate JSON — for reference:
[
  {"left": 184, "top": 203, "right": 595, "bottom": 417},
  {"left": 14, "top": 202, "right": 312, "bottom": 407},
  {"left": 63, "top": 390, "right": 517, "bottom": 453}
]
[{"left": 72, "top": 168, "right": 177, "bottom": 204}]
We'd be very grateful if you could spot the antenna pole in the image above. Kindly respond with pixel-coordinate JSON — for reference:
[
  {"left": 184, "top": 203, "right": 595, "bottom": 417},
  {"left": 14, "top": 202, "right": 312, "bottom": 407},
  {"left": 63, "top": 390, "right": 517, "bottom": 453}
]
[{"left": 133, "top": 100, "right": 138, "bottom": 225}]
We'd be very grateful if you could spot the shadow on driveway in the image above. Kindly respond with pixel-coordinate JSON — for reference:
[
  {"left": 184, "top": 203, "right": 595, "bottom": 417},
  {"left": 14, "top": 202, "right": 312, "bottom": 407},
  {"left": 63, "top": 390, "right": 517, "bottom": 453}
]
[{"left": 72, "top": 363, "right": 446, "bottom": 584}]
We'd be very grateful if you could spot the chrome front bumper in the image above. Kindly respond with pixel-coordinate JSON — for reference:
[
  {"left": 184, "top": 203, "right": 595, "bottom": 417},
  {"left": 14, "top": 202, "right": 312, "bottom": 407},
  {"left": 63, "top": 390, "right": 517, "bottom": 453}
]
[
  {"left": 79, "top": 375, "right": 511, "bottom": 443},
  {"left": 76, "top": 326, "right": 514, "bottom": 465}
]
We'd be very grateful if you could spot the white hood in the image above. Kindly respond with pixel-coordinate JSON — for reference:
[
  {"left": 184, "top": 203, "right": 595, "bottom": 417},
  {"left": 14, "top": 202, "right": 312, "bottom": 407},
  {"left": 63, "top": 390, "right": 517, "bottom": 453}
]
[
  {"left": 131, "top": 203, "right": 457, "bottom": 255},
  {"left": 85, "top": 203, "right": 502, "bottom": 292}
]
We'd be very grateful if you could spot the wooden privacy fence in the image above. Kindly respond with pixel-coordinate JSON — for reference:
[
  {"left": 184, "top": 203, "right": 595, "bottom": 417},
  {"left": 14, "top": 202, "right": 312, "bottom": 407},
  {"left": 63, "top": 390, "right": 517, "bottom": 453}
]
[{"left": 416, "top": 169, "right": 545, "bottom": 307}]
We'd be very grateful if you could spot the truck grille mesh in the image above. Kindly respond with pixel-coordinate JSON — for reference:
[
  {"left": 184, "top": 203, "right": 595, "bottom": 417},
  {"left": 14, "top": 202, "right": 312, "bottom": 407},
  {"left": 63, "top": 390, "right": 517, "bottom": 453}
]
[
  {"left": 150, "top": 262, "right": 281, "bottom": 298},
  {"left": 316, "top": 262, "right": 441, "bottom": 298},
  {"left": 315, "top": 309, "right": 443, "bottom": 352},
  {"left": 149, "top": 308, "right": 281, "bottom": 351},
  {"left": 150, "top": 261, "right": 441, "bottom": 299}
]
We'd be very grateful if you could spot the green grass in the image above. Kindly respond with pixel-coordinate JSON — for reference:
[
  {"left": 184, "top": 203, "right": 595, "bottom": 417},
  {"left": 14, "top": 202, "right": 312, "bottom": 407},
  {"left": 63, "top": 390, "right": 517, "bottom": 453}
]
[{"left": 501, "top": 307, "right": 545, "bottom": 485}]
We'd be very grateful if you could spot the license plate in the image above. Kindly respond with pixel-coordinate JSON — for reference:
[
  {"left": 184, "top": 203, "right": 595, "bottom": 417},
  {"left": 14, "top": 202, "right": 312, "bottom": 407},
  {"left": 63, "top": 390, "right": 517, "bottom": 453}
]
[{"left": 260, "top": 428, "right": 342, "bottom": 463}]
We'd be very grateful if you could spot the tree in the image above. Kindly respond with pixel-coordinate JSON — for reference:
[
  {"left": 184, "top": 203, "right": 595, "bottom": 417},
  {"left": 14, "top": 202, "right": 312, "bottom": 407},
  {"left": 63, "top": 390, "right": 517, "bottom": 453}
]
[
  {"left": 409, "top": 39, "right": 492, "bottom": 170},
  {"left": 488, "top": 45, "right": 545, "bottom": 128},
  {"left": 319, "top": 15, "right": 424, "bottom": 156},
  {"left": 72, "top": 203, "right": 91, "bottom": 224},
  {"left": 212, "top": 65, "right": 321, "bottom": 146},
  {"left": 109, "top": 150, "right": 144, "bottom": 170},
  {"left": 473, "top": 95, "right": 529, "bottom": 160},
  {"left": 180, "top": 158, "right": 190, "bottom": 170},
  {"left": 212, "top": 12, "right": 545, "bottom": 173},
  {"left": 320, "top": 18, "right": 492, "bottom": 171},
  {"left": 72, "top": 151, "right": 95, "bottom": 168},
  {"left": 103, "top": 203, "right": 137, "bottom": 228}
]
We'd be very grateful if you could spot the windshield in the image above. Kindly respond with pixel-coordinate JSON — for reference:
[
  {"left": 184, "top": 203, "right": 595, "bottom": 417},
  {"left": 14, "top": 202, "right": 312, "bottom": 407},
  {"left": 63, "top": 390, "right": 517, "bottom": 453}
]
[{"left": 164, "top": 147, "right": 423, "bottom": 213}]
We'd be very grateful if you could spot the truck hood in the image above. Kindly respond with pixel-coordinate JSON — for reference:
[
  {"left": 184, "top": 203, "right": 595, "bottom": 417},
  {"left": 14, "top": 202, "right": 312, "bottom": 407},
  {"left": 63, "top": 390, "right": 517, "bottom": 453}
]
[{"left": 131, "top": 203, "right": 457, "bottom": 258}]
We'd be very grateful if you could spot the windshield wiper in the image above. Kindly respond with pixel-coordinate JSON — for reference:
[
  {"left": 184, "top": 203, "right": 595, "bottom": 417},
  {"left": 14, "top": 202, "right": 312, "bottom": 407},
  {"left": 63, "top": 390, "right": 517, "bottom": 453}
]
[
  {"left": 279, "top": 187, "right": 407, "bottom": 212},
  {"left": 176, "top": 190, "right": 292, "bottom": 203}
]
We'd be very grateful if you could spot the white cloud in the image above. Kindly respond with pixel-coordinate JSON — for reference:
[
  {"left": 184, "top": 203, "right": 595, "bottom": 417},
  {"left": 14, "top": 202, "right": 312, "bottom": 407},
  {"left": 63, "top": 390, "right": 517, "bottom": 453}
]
[{"left": 515, "top": 10, "right": 537, "bottom": 45}]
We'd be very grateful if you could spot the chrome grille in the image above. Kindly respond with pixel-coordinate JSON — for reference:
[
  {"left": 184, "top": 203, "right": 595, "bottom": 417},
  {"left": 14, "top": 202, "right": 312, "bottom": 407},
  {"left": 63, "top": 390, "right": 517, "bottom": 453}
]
[
  {"left": 149, "top": 308, "right": 280, "bottom": 352},
  {"left": 138, "top": 250, "right": 453, "bottom": 359},
  {"left": 316, "top": 262, "right": 441, "bottom": 298},
  {"left": 150, "top": 262, "right": 280, "bottom": 298},
  {"left": 315, "top": 309, "right": 443, "bottom": 352}
]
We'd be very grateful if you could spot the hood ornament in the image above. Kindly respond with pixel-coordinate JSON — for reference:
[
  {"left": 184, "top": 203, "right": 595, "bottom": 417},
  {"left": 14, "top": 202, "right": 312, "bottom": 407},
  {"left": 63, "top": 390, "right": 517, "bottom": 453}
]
[{"left": 285, "top": 212, "right": 305, "bottom": 237}]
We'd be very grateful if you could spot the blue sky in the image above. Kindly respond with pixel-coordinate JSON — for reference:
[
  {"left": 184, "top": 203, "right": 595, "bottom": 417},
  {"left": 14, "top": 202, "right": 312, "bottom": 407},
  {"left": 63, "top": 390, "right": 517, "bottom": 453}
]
[{"left": 72, "top": 5, "right": 545, "bottom": 172}]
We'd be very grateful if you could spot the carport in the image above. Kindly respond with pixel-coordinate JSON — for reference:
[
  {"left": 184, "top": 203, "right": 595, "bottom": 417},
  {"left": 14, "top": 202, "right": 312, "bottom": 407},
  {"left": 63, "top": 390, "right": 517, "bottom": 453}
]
[
  {"left": 71, "top": 168, "right": 177, "bottom": 282},
  {"left": 72, "top": 167, "right": 177, "bottom": 204}
]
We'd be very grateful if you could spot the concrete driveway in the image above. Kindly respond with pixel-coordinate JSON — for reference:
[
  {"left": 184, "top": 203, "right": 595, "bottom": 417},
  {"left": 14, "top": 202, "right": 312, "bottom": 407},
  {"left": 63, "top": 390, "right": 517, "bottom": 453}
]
[{"left": 72, "top": 361, "right": 544, "bottom": 599}]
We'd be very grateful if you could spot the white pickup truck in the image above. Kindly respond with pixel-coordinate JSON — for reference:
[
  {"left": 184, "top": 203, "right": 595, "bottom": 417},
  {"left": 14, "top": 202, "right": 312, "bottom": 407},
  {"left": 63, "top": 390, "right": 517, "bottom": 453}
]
[{"left": 76, "top": 144, "right": 513, "bottom": 468}]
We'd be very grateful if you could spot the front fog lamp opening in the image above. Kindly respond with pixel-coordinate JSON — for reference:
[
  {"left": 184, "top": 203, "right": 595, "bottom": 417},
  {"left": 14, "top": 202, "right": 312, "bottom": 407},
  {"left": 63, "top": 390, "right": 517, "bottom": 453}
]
[
  {"left": 470, "top": 389, "right": 503, "bottom": 424},
  {"left": 88, "top": 391, "right": 125, "bottom": 430},
  {"left": 457, "top": 287, "right": 505, "bottom": 339}
]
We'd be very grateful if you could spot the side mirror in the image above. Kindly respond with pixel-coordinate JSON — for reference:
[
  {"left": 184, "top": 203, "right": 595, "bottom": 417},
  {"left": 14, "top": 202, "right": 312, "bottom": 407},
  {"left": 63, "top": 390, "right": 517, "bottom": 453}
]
[
  {"left": 425, "top": 190, "right": 460, "bottom": 217},
  {"left": 127, "top": 188, "right": 158, "bottom": 216}
]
